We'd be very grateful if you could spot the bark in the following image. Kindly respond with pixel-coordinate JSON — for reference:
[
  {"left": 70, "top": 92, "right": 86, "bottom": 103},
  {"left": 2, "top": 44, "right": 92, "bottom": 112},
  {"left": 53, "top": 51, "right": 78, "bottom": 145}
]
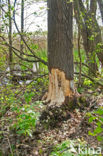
[
  {"left": 8, "top": 0, "right": 13, "bottom": 75},
  {"left": 98, "top": 0, "right": 103, "bottom": 23},
  {"left": 0, "top": 0, "right": 2, "bottom": 33},
  {"left": 74, "top": 0, "right": 103, "bottom": 72},
  {"left": 44, "top": 0, "right": 75, "bottom": 106},
  {"left": 78, "top": 25, "right": 82, "bottom": 87},
  {"left": 20, "top": 0, "right": 24, "bottom": 54}
]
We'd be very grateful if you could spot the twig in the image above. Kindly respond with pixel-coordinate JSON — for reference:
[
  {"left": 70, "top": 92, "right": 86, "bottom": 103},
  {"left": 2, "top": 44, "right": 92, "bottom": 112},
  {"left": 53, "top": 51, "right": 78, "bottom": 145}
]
[
  {"left": 15, "top": 73, "right": 48, "bottom": 97},
  {"left": 74, "top": 72, "right": 103, "bottom": 87},
  {"left": 74, "top": 62, "right": 97, "bottom": 76},
  {"left": 0, "top": 6, "right": 47, "bottom": 66},
  {"left": 60, "top": 99, "right": 98, "bottom": 154},
  {"left": 7, "top": 136, "right": 14, "bottom": 156},
  {"left": 75, "top": 99, "right": 97, "bottom": 133}
]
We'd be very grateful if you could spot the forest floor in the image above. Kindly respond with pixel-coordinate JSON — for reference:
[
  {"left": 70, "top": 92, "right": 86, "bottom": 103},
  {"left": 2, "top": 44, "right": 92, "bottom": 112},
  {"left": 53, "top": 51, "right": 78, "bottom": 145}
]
[{"left": 0, "top": 82, "right": 103, "bottom": 156}]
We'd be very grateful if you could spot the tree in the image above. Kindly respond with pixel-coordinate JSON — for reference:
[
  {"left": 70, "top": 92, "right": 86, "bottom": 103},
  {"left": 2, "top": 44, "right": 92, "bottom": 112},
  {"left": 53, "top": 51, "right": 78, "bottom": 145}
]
[
  {"left": 44, "top": 0, "right": 75, "bottom": 105},
  {"left": 98, "top": 0, "right": 103, "bottom": 23},
  {"left": 74, "top": 0, "right": 103, "bottom": 74},
  {"left": 20, "top": 0, "right": 24, "bottom": 53},
  {"left": 0, "top": 0, "right": 2, "bottom": 33},
  {"left": 8, "top": 0, "right": 13, "bottom": 75}
]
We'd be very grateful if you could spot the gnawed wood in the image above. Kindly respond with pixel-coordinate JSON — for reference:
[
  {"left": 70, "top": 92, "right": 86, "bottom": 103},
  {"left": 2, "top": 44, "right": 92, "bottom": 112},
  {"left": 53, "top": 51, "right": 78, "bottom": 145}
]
[{"left": 43, "top": 68, "right": 75, "bottom": 106}]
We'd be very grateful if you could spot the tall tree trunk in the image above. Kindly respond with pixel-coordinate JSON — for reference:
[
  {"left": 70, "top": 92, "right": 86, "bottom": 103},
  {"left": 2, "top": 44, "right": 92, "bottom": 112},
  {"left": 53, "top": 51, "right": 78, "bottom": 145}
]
[
  {"left": 78, "top": 25, "right": 82, "bottom": 86},
  {"left": 8, "top": 0, "right": 13, "bottom": 75},
  {"left": 20, "top": 0, "right": 24, "bottom": 54},
  {"left": 44, "top": 0, "right": 75, "bottom": 106},
  {"left": 0, "top": 0, "right": 2, "bottom": 33},
  {"left": 98, "top": 0, "right": 103, "bottom": 23},
  {"left": 74, "top": 0, "right": 103, "bottom": 73}
]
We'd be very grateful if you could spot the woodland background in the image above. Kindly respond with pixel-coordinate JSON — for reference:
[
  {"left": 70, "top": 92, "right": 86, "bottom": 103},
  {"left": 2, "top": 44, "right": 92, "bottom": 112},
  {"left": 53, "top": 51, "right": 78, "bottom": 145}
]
[{"left": 0, "top": 0, "right": 103, "bottom": 155}]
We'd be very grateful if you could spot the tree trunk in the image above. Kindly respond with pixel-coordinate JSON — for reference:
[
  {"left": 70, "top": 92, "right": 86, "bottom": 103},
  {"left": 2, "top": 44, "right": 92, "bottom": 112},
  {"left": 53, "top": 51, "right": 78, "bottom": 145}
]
[
  {"left": 78, "top": 25, "right": 82, "bottom": 86},
  {"left": 20, "top": 0, "right": 24, "bottom": 54},
  {"left": 44, "top": 0, "right": 75, "bottom": 106},
  {"left": 0, "top": 0, "right": 2, "bottom": 33},
  {"left": 81, "top": 15, "right": 101, "bottom": 74},
  {"left": 74, "top": 0, "right": 103, "bottom": 73},
  {"left": 8, "top": 0, "right": 13, "bottom": 75},
  {"left": 98, "top": 0, "right": 103, "bottom": 23}
]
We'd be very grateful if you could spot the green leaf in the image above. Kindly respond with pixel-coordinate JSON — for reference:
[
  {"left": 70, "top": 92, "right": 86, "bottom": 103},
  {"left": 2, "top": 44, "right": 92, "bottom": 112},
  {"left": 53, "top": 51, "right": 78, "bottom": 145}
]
[
  {"left": 97, "top": 136, "right": 103, "bottom": 142},
  {"left": 95, "top": 108, "right": 103, "bottom": 115},
  {"left": 88, "top": 116, "right": 96, "bottom": 123},
  {"left": 88, "top": 131, "right": 96, "bottom": 136},
  {"left": 94, "top": 127, "right": 103, "bottom": 134}
]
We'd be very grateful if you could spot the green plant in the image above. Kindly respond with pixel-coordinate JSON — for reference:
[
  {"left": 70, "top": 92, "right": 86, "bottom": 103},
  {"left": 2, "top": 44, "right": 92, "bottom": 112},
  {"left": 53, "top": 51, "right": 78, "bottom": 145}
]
[
  {"left": 88, "top": 107, "right": 103, "bottom": 142},
  {"left": 11, "top": 101, "right": 43, "bottom": 136},
  {"left": 50, "top": 139, "right": 101, "bottom": 156},
  {"left": 83, "top": 79, "right": 93, "bottom": 86},
  {"left": 24, "top": 91, "right": 35, "bottom": 104}
]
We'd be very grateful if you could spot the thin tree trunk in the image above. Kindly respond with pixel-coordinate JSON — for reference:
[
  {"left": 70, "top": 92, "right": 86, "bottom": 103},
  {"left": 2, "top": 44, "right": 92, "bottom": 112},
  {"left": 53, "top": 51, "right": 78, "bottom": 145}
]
[
  {"left": 98, "top": 0, "right": 103, "bottom": 23},
  {"left": 8, "top": 0, "right": 13, "bottom": 75},
  {"left": 20, "top": 0, "right": 24, "bottom": 54},
  {"left": 0, "top": 0, "right": 2, "bottom": 33},
  {"left": 74, "top": 0, "right": 103, "bottom": 72},
  {"left": 78, "top": 25, "right": 82, "bottom": 87}
]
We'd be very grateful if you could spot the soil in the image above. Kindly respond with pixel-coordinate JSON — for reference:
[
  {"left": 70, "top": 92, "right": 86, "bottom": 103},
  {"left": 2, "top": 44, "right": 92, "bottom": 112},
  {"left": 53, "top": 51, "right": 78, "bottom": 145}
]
[{"left": 0, "top": 93, "right": 103, "bottom": 156}]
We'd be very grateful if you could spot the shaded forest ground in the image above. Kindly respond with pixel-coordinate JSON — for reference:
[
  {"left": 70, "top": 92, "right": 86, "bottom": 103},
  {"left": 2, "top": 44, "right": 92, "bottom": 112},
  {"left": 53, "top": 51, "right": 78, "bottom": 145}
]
[
  {"left": 0, "top": 36, "right": 103, "bottom": 156},
  {"left": 0, "top": 75, "right": 103, "bottom": 156}
]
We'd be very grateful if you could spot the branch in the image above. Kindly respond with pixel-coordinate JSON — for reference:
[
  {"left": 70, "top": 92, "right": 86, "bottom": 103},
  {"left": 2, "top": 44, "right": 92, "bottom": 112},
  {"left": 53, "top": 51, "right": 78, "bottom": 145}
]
[
  {"left": 0, "top": 5, "right": 47, "bottom": 66},
  {"left": 78, "top": 0, "right": 86, "bottom": 14},
  {"left": 0, "top": 36, "right": 42, "bottom": 63},
  {"left": 74, "top": 61, "right": 97, "bottom": 76},
  {"left": 15, "top": 73, "right": 48, "bottom": 97},
  {"left": 0, "top": 35, "right": 37, "bottom": 58},
  {"left": 12, "top": 50, "right": 38, "bottom": 63},
  {"left": 74, "top": 0, "right": 86, "bottom": 31},
  {"left": 74, "top": 72, "right": 103, "bottom": 87}
]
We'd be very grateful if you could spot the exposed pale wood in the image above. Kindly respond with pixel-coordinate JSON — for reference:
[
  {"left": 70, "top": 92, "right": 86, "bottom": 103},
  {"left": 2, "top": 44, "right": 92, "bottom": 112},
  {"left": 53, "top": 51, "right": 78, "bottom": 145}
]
[{"left": 43, "top": 68, "right": 74, "bottom": 106}]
